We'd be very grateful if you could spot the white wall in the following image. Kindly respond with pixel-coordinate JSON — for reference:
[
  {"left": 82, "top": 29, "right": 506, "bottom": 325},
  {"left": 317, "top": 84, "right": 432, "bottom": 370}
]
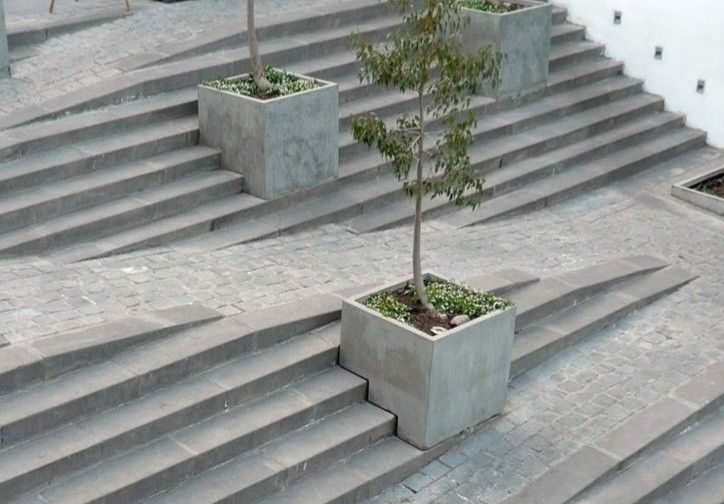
[{"left": 554, "top": 0, "right": 724, "bottom": 147}]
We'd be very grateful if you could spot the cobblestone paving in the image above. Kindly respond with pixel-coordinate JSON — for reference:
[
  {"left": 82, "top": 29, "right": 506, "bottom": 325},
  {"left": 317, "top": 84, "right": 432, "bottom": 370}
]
[
  {"left": 0, "top": 0, "right": 349, "bottom": 114},
  {"left": 0, "top": 141, "right": 722, "bottom": 500}
]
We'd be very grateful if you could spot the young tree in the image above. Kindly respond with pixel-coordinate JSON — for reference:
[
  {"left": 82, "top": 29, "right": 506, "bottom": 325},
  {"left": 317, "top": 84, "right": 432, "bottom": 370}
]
[
  {"left": 247, "top": 0, "right": 271, "bottom": 93},
  {"left": 352, "top": 0, "right": 501, "bottom": 312}
]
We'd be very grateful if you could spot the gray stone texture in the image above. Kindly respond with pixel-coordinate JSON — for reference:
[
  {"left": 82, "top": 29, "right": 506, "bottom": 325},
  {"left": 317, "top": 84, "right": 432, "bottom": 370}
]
[
  {"left": 341, "top": 274, "right": 516, "bottom": 450},
  {"left": 0, "top": 0, "right": 9, "bottom": 78},
  {"left": 461, "top": 1, "right": 552, "bottom": 97},
  {"left": 198, "top": 76, "right": 338, "bottom": 200}
]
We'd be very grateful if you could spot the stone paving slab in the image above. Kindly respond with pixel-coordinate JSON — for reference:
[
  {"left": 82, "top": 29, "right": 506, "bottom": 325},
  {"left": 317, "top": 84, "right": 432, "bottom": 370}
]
[
  {"left": 0, "top": 0, "right": 353, "bottom": 115},
  {"left": 0, "top": 142, "right": 721, "bottom": 502}
]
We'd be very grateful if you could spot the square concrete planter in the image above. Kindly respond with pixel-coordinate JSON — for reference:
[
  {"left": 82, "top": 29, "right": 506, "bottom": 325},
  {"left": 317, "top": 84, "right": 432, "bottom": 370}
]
[
  {"left": 461, "top": 1, "right": 552, "bottom": 97},
  {"left": 340, "top": 273, "right": 516, "bottom": 450},
  {"left": 198, "top": 72, "right": 338, "bottom": 200},
  {"left": 671, "top": 165, "right": 724, "bottom": 217}
]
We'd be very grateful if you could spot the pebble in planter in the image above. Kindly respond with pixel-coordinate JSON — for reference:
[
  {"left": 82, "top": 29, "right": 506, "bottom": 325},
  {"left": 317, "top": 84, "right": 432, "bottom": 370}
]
[
  {"left": 198, "top": 68, "right": 339, "bottom": 200},
  {"left": 461, "top": 0, "right": 552, "bottom": 97},
  {"left": 340, "top": 274, "right": 516, "bottom": 449}
]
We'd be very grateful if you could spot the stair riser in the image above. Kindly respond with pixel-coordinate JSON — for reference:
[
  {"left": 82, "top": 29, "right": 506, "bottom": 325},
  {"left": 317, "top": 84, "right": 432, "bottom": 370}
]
[
  {"left": 188, "top": 384, "right": 367, "bottom": 476},
  {"left": 339, "top": 80, "right": 644, "bottom": 162},
  {"left": 0, "top": 129, "right": 199, "bottom": 199},
  {"left": 352, "top": 115, "right": 685, "bottom": 232},
  {"left": 0, "top": 103, "right": 197, "bottom": 163},
  {"left": 547, "top": 62, "right": 623, "bottom": 95},
  {"left": 217, "top": 418, "right": 395, "bottom": 504},
  {"left": 470, "top": 132, "right": 706, "bottom": 228},
  {"left": 339, "top": 92, "right": 418, "bottom": 132},
  {"left": 311, "top": 60, "right": 361, "bottom": 88},
  {"left": 552, "top": 27, "right": 586, "bottom": 46},
  {"left": 642, "top": 442, "right": 724, "bottom": 504},
  {"left": 0, "top": 156, "right": 218, "bottom": 235},
  {"left": 2, "top": 372, "right": 361, "bottom": 502},
  {"left": 550, "top": 45, "right": 604, "bottom": 72},
  {"left": 553, "top": 9, "right": 568, "bottom": 25},
  {"left": 510, "top": 284, "right": 683, "bottom": 380},
  {"left": 0, "top": 175, "right": 241, "bottom": 256}
]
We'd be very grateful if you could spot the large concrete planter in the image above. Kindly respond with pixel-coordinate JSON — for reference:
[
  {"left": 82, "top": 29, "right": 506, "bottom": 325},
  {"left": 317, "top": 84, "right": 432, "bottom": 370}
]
[
  {"left": 461, "top": 1, "right": 552, "bottom": 97},
  {"left": 198, "top": 73, "right": 338, "bottom": 200},
  {"left": 340, "top": 273, "right": 516, "bottom": 449}
]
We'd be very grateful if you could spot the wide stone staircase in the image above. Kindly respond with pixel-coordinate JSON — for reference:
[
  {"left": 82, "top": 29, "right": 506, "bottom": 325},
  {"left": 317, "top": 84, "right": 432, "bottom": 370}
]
[
  {"left": 0, "top": 0, "right": 708, "bottom": 262},
  {"left": 0, "top": 255, "right": 709, "bottom": 503}
]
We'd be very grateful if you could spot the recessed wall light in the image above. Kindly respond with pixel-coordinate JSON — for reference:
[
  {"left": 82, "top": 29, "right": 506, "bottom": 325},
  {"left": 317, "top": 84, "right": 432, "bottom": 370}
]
[
  {"left": 697, "top": 80, "right": 706, "bottom": 94},
  {"left": 614, "top": 10, "right": 622, "bottom": 24},
  {"left": 655, "top": 46, "right": 663, "bottom": 60}
]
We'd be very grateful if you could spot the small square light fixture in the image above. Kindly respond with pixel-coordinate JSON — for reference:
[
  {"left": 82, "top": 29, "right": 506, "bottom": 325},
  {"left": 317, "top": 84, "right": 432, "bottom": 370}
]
[
  {"left": 655, "top": 46, "right": 663, "bottom": 60},
  {"left": 614, "top": 10, "right": 622, "bottom": 24},
  {"left": 697, "top": 80, "right": 706, "bottom": 94}
]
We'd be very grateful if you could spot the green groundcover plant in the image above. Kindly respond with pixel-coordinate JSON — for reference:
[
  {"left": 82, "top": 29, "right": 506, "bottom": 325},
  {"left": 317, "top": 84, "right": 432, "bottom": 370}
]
[
  {"left": 462, "top": 0, "right": 522, "bottom": 13},
  {"left": 205, "top": 67, "right": 321, "bottom": 99}
]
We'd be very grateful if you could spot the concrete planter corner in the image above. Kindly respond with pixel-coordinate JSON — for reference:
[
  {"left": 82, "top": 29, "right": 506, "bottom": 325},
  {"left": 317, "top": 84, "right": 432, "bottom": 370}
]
[
  {"left": 340, "top": 273, "right": 516, "bottom": 450},
  {"left": 461, "top": 0, "right": 552, "bottom": 98},
  {"left": 198, "top": 72, "right": 339, "bottom": 200}
]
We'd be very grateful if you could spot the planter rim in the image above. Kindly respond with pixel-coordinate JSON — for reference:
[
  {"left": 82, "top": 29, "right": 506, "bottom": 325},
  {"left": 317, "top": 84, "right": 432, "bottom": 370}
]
[
  {"left": 675, "top": 164, "right": 724, "bottom": 189},
  {"left": 198, "top": 71, "right": 336, "bottom": 104},
  {"left": 461, "top": 0, "right": 548, "bottom": 17},
  {"left": 344, "top": 271, "right": 515, "bottom": 341}
]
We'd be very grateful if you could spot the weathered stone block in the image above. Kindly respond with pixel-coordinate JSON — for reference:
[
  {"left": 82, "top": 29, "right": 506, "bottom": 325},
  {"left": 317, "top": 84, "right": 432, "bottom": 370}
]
[
  {"left": 461, "top": 1, "right": 552, "bottom": 97},
  {"left": 339, "top": 273, "right": 516, "bottom": 449},
  {"left": 198, "top": 74, "right": 338, "bottom": 200}
]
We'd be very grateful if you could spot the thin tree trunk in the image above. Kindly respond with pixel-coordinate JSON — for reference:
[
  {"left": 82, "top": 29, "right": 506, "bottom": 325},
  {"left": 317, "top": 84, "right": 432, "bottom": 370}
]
[
  {"left": 247, "top": 0, "right": 271, "bottom": 93},
  {"left": 414, "top": 89, "right": 433, "bottom": 312}
]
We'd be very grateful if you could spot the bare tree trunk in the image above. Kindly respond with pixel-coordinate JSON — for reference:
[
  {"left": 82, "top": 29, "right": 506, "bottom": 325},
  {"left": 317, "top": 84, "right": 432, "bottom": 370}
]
[
  {"left": 414, "top": 89, "right": 433, "bottom": 312},
  {"left": 247, "top": 0, "right": 271, "bottom": 93}
]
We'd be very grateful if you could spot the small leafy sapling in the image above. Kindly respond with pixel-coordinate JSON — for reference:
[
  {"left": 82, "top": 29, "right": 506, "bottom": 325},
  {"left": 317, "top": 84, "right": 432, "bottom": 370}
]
[{"left": 352, "top": 0, "right": 501, "bottom": 312}]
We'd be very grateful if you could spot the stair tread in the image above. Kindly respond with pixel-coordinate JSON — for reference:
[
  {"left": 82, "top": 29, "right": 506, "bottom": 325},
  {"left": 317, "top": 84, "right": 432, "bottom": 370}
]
[
  {"left": 0, "top": 145, "right": 218, "bottom": 220},
  {"left": 2, "top": 367, "right": 362, "bottom": 502},
  {"left": 141, "top": 403, "right": 395, "bottom": 504},
  {"left": 444, "top": 127, "right": 706, "bottom": 228},
  {"left": 656, "top": 462, "right": 724, "bottom": 504},
  {"left": 580, "top": 410, "right": 724, "bottom": 504},
  {"left": 0, "top": 116, "right": 200, "bottom": 188},
  {"left": 0, "top": 169, "right": 242, "bottom": 254},
  {"left": 257, "top": 437, "right": 422, "bottom": 504},
  {"left": 349, "top": 110, "right": 682, "bottom": 233},
  {"left": 511, "top": 265, "right": 696, "bottom": 377}
]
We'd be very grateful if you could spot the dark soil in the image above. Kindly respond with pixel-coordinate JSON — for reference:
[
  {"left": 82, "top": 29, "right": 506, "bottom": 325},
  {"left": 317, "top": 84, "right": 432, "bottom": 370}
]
[
  {"left": 392, "top": 289, "right": 455, "bottom": 336},
  {"left": 694, "top": 173, "right": 724, "bottom": 199}
]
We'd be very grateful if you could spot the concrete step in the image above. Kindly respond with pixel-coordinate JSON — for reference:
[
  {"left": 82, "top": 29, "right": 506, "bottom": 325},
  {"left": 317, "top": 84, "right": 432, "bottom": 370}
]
[
  {"left": 0, "top": 146, "right": 220, "bottom": 235},
  {"left": 576, "top": 409, "right": 724, "bottom": 504},
  {"left": 550, "top": 41, "right": 605, "bottom": 71},
  {"left": 510, "top": 265, "right": 697, "bottom": 378},
  {"left": 655, "top": 462, "right": 724, "bottom": 504},
  {"left": 551, "top": 22, "right": 586, "bottom": 46},
  {"left": 339, "top": 68, "right": 642, "bottom": 163},
  {"left": 507, "top": 256, "right": 669, "bottom": 332},
  {"left": 0, "top": 299, "right": 340, "bottom": 447},
  {"left": 502, "top": 360, "right": 724, "bottom": 504},
  {"left": 347, "top": 108, "right": 682, "bottom": 235},
  {"left": 140, "top": 404, "right": 395, "bottom": 504},
  {"left": 256, "top": 437, "right": 425, "bottom": 504},
  {"left": 552, "top": 6, "right": 568, "bottom": 25},
  {"left": 1, "top": 367, "right": 362, "bottom": 502},
  {"left": 0, "top": 116, "right": 202, "bottom": 198},
  {"left": 0, "top": 169, "right": 243, "bottom": 256},
  {"left": 0, "top": 304, "right": 222, "bottom": 396},
  {"left": 443, "top": 126, "right": 707, "bottom": 228},
  {"left": 0, "top": 88, "right": 198, "bottom": 163}
]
